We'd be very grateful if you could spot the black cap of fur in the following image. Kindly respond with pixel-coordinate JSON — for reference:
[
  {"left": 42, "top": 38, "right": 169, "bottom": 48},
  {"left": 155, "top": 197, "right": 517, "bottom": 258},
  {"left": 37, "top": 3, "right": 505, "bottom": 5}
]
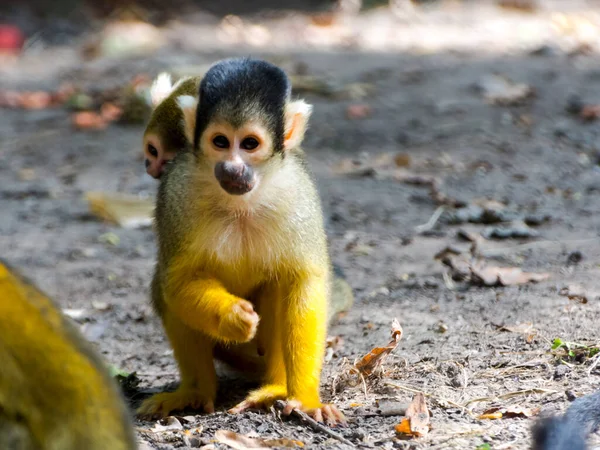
[{"left": 194, "top": 58, "right": 291, "bottom": 152}]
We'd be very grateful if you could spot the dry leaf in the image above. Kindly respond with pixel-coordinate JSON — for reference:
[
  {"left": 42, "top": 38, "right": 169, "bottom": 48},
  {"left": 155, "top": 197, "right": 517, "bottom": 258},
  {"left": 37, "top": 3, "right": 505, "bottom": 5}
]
[
  {"left": 151, "top": 416, "right": 183, "bottom": 432},
  {"left": 504, "top": 405, "right": 539, "bottom": 418},
  {"left": 214, "top": 430, "right": 303, "bottom": 449},
  {"left": 326, "top": 335, "right": 344, "bottom": 350},
  {"left": 100, "top": 102, "right": 123, "bottom": 122},
  {"left": 497, "top": 0, "right": 537, "bottom": 12},
  {"left": 477, "top": 74, "right": 534, "bottom": 106},
  {"left": 19, "top": 91, "right": 52, "bottom": 110},
  {"left": 86, "top": 191, "right": 154, "bottom": 229},
  {"left": 394, "top": 153, "right": 411, "bottom": 167},
  {"left": 354, "top": 319, "right": 403, "bottom": 376},
  {"left": 72, "top": 112, "right": 108, "bottom": 130},
  {"left": 478, "top": 410, "right": 503, "bottom": 420},
  {"left": 471, "top": 265, "right": 550, "bottom": 286},
  {"left": 394, "top": 393, "right": 430, "bottom": 437},
  {"left": 559, "top": 285, "right": 589, "bottom": 304},
  {"left": 479, "top": 405, "right": 538, "bottom": 420},
  {"left": 494, "top": 322, "right": 534, "bottom": 334},
  {"left": 346, "top": 104, "right": 372, "bottom": 119}
]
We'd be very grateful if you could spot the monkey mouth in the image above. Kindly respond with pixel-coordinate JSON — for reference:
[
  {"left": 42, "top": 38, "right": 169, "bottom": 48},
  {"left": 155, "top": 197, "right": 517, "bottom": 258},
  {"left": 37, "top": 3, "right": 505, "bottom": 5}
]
[{"left": 219, "top": 179, "right": 254, "bottom": 196}]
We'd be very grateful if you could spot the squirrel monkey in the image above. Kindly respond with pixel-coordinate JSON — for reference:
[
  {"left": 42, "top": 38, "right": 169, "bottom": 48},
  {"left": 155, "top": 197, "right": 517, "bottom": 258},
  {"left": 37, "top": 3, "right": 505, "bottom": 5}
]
[
  {"left": 138, "top": 58, "right": 346, "bottom": 425},
  {"left": 143, "top": 72, "right": 353, "bottom": 319},
  {"left": 0, "top": 259, "right": 136, "bottom": 450},
  {"left": 143, "top": 73, "right": 201, "bottom": 178},
  {"left": 532, "top": 390, "right": 600, "bottom": 450}
]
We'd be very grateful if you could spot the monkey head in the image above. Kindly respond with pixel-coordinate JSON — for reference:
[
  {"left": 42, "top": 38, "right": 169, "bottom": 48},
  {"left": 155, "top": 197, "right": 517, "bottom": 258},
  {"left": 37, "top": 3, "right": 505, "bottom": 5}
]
[
  {"left": 143, "top": 73, "right": 196, "bottom": 179},
  {"left": 177, "top": 58, "right": 312, "bottom": 199}
]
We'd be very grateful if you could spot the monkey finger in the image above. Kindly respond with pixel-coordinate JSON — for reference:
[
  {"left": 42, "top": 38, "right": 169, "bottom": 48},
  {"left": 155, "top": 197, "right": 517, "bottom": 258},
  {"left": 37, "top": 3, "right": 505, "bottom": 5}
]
[
  {"left": 203, "top": 401, "right": 215, "bottom": 414},
  {"left": 282, "top": 400, "right": 302, "bottom": 416},
  {"left": 312, "top": 408, "right": 323, "bottom": 423},
  {"left": 228, "top": 400, "right": 255, "bottom": 414},
  {"left": 322, "top": 405, "right": 336, "bottom": 427},
  {"left": 332, "top": 407, "right": 347, "bottom": 426}
]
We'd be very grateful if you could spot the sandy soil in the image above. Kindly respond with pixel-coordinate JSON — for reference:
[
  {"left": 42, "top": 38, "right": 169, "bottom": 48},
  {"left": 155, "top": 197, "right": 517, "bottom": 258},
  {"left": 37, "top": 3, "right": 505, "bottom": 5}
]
[{"left": 2, "top": 1, "right": 600, "bottom": 448}]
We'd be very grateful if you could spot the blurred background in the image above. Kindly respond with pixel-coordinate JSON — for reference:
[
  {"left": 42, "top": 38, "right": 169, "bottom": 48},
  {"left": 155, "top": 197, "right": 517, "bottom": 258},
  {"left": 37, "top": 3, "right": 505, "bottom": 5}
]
[{"left": 2, "top": 1, "right": 600, "bottom": 448}]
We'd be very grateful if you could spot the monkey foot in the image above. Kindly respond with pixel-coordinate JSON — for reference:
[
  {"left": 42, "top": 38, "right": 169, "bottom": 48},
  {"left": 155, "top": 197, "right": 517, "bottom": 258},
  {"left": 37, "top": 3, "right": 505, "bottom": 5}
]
[
  {"left": 137, "top": 388, "right": 215, "bottom": 420},
  {"left": 228, "top": 384, "right": 287, "bottom": 414},
  {"left": 283, "top": 400, "right": 347, "bottom": 427}
]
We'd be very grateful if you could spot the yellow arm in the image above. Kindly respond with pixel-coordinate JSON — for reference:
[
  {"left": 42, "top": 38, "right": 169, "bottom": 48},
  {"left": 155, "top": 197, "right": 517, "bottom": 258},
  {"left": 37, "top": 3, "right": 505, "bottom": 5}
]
[
  {"left": 282, "top": 270, "right": 328, "bottom": 409},
  {"left": 164, "top": 262, "right": 258, "bottom": 344}
]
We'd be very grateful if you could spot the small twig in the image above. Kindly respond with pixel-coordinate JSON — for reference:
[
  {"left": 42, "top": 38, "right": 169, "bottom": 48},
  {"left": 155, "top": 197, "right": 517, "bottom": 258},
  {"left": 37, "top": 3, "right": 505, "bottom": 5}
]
[
  {"left": 273, "top": 400, "right": 355, "bottom": 448},
  {"left": 385, "top": 382, "right": 472, "bottom": 416},
  {"left": 463, "top": 388, "right": 558, "bottom": 408},
  {"left": 588, "top": 353, "right": 600, "bottom": 375},
  {"left": 415, "top": 206, "right": 445, "bottom": 234},
  {"left": 481, "top": 238, "right": 597, "bottom": 258}
]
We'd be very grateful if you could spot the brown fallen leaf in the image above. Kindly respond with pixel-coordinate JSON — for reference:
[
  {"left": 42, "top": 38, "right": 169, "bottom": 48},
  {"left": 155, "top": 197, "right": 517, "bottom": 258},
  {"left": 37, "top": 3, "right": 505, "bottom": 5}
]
[
  {"left": 559, "top": 285, "right": 589, "bottom": 304},
  {"left": 497, "top": 0, "right": 537, "bottom": 12},
  {"left": 19, "top": 91, "right": 53, "bottom": 110},
  {"left": 346, "top": 104, "right": 372, "bottom": 120},
  {"left": 394, "top": 153, "right": 411, "bottom": 167},
  {"left": 477, "top": 74, "right": 535, "bottom": 106},
  {"left": 479, "top": 405, "right": 539, "bottom": 420},
  {"left": 151, "top": 416, "right": 183, "bottom": 432},
  {"left": 394, "top": 393, "right": 430, "bottom": 437},
  {"left": 100, "top": 102, "right": 123, "bottom": 122},
  {"left": 354, "top": 318, "right": 403, "bottom": 377},
  {"left": 478, "top": 410, "right": 503, "bottom": 420},
  {"left": 86, "top": 191, "right": 154, "bottom": 229},
  {"left": 471, "top": 265, "right": 550, "bottom": 286},
  {"left": 214, "top": 430, "right": 303, "bottom": 449},
  {"left": 72, "top": 112, "right": 108, "bottom": 130},
  {"left": 493, "top": 322, "right": 534, "bottom": 334}
]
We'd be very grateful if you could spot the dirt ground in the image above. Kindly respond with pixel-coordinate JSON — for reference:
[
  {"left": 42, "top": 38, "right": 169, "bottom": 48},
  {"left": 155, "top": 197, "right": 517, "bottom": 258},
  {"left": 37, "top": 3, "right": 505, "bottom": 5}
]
[{"left": 3, "top": 1, "right": 600, "bottom": 449}]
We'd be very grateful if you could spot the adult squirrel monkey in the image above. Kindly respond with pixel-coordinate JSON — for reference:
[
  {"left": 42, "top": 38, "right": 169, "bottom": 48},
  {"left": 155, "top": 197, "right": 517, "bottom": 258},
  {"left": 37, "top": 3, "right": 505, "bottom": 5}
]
[
  {"left": 142, "top": 71, "right": 353, "bottom": 321},
  {"left": 138, "top": 58, "right": 346, "bottom": 425},
  {"left": 0, "top": 259, "right": 136, "bottom": 450}
]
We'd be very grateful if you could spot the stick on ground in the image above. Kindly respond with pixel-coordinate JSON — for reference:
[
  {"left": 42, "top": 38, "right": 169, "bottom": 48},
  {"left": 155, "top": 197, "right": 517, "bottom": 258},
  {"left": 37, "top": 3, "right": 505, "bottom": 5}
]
[{"left": 273, "top": 400, "right": 356, "bottom": 448}]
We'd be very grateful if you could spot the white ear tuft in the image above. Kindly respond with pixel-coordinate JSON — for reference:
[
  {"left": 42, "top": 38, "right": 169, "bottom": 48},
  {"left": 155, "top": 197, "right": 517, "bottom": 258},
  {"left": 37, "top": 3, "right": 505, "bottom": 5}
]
[
  {"left": 176, "top": 95, "right": 197, "bottom": 110},
  {"left": 176, "top": 95, "right": 198, "bottom": 144},
  {"left": 150, "top": 73, "right": 174, "bottom": 107},
  {"left": 284, "top": 99, "right": 313, "bottom": 150}
]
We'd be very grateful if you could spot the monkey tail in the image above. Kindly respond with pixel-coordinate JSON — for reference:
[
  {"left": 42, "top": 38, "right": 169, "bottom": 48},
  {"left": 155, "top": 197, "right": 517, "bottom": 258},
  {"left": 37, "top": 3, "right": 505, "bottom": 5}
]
[{"left": 329, "top": 264, "right": 354, "bottom": 324}]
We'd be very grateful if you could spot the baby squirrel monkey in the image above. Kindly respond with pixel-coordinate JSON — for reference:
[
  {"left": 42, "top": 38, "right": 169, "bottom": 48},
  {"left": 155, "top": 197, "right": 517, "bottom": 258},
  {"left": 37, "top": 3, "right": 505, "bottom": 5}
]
[
  {"left": 138, "top": 57, "right": 346, "bottom": 425},
  {"left": 142, "top": 72, "right": 353, "bottom": 323},
  {"left": 0, "top": 259, "right": 136, "bottom": 450},
  {"left": 143, "top": 73, "right": 201, "bottom": 178}
]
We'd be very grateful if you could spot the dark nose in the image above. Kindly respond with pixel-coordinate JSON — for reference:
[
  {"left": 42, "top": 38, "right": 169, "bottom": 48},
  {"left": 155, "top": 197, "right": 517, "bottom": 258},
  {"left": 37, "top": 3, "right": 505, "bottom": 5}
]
[
  {"left": 215, "top": 162, "right": 246, "bottom": 182},
  {"left": 214, "top": 161, "right": 255, "bottom": 195}
]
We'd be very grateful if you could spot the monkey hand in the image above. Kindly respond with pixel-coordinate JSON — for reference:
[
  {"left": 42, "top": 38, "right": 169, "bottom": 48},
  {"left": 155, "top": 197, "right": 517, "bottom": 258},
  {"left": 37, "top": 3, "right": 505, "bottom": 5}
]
[
  {"left": 218, "top": 299, "right": 259, "bottom": 343},
  {"left": 228, "top": 384, "right": 287, "bottom": 414},
  {"left": 137, "top": 387, "right": 215, "bottom": 420},
  {"left": 283, "top": 399, "right": 347, "bottom": 427}
]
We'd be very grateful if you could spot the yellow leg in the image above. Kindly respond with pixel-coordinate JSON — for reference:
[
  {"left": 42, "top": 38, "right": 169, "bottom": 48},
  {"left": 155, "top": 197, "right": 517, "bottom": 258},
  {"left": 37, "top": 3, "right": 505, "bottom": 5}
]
[
  {"left": 282, "top": 274, "right": 327, "bottom": 409},
  {"left": 137, "top": 310, "right": 217, "bottom": 419},
  {"left": 279, "top": 272, "right": 346, "bottom": 425}
]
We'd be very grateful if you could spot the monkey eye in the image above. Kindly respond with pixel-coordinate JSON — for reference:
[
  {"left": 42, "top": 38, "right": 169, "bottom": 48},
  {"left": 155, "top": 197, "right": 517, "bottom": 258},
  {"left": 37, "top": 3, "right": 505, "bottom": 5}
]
[
  {"left": 147, "top": 144, "right": 158, "bottom": 157},
  {"left": 241, "top": 137, "right": 259, "bottom": 151},
  {"left": 213, "top": 135, "right": 230, "bottom": 149}
]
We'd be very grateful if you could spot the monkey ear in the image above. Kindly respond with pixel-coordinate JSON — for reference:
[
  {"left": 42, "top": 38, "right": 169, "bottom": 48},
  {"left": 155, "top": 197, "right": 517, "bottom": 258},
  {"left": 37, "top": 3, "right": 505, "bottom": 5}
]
[
  {"left": 177, "top": 95, "right": 198, "bottom": 144},
  {"left": 150, "top": 73, "right": 174, "bottom": 108},
  {"left": 283, "top": 100, "right": 313, "bottom": 150}
]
